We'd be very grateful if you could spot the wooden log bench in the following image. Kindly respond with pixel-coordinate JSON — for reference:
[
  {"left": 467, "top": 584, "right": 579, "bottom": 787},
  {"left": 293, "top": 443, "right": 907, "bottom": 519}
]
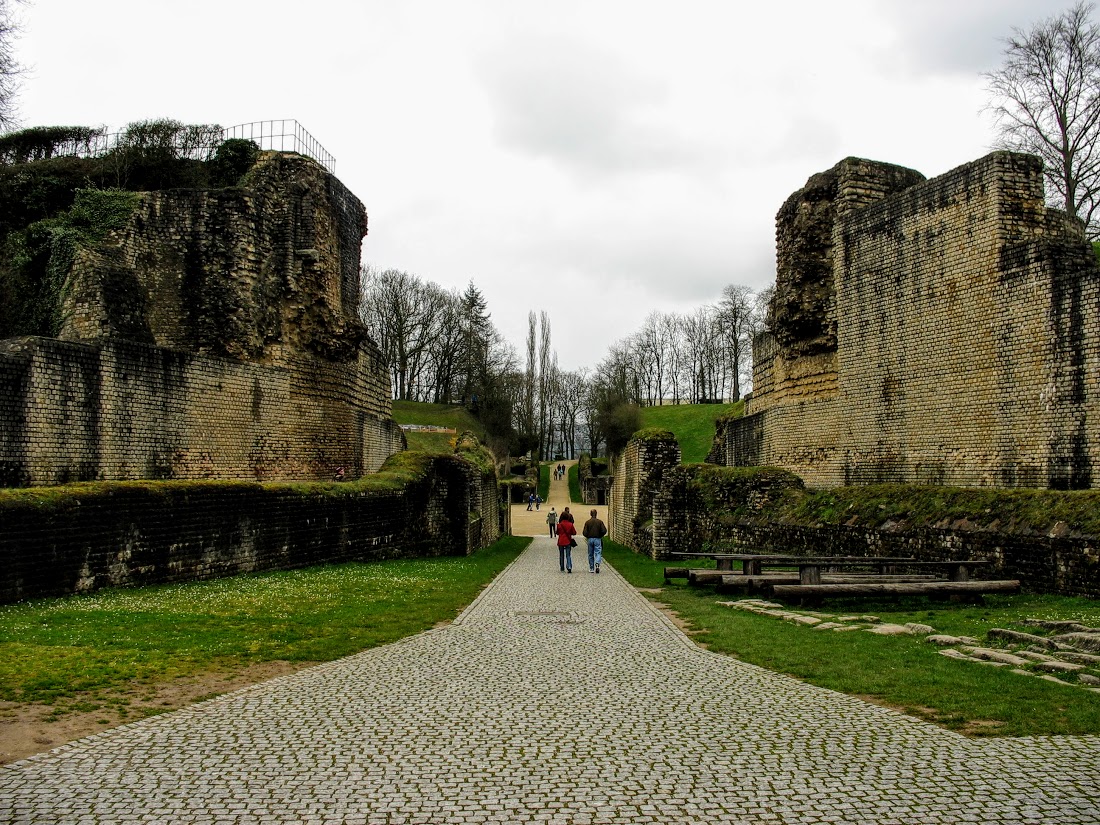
[
  {"left": 716, "top": 574, "right": 799, "bottom": 594},
  {"left": 663, "top": 567, "right": 693, "bottom": 581},
  {"left": 717, "top": 573, "right": 942, "bottom": 595},
  {"left": 771, "top": 579, "right": 1021, "bottom": 604},
  {"left": 688, "top": 569, "right": 732, "bottom": 586}
]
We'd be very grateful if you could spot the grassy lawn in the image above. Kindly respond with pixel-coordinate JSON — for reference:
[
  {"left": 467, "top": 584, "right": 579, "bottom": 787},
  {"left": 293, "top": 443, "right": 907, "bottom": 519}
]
[
  {"left": 602, "top": 541, "right": 1100, "bottom": 737},
  {"left": 0, "top": 537, "right": 529, "bottom": 716},
  {"left": 639, "top": 401, "right": 743, "bottom": 463},
  {"left": 391, "top": 400, "right": 485, "bottom": 454}
]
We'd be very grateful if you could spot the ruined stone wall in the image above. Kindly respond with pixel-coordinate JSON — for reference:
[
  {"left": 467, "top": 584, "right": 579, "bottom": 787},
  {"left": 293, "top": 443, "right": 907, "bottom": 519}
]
[
  {"left": 0, "top": 448, "right": 504, "bottom": 604},
  {"left": 62, "top": 153, "right": 367, "bottom": 363},
  {"left": 0, "top": 153, "right": 405, "bottom": 486},
  {"left": 718, "top": 151, "right": 1100, "bottom": 489},
  {"left": 578, "top": 455, "right": 612, "bottom": 505},
  {"left": 837, "top": 152, "right": 1100, "bottom": 488},
  {"left": 614, "top": 425, "right": 1100, "bottom": 596},
  {"left": 715, "top": 522, "right": 1100, "bottom": 599},
  {"left": 709, "top": 401, "right": 843, "bottom": 487},
  {"left": 608, "top": 431, "right": 681, "bottom": 555},
  {"left": 0, "top": 336, "right": 405, "bottom": 486},
  {"left": 647, "top": 468, "right": 1100, "bottom": 597}
]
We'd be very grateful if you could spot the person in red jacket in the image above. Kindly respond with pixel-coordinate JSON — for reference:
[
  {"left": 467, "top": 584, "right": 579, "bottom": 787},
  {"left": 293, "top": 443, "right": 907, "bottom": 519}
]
[{"left": 555, "top": 515, "right": 577, "bottom": 573}]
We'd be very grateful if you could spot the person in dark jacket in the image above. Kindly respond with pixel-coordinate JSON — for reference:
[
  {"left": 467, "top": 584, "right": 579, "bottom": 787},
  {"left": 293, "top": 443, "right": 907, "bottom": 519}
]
[{"left": 582, "top": 509, "right": 608, "bottom": 573}]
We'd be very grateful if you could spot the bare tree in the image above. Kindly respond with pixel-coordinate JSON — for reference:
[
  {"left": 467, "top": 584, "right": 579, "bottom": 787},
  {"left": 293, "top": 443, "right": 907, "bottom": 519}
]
[
  {"left": 538, "top": 311, "right": 553, "bottom": 459},
  {"left": 985, "top": 1, "right": 1100, "bottom": 237},
  {"left": 517, "top": 311, "right": 537, "bottom": 455},
  {"left": 555, "top": 368, "right": 588, "bottom": 459},
  {"left": 359, "top": 267, "right": 448, "bottom": 401},
  {"left": 0, "top": 0, "right": 23, "bottom": 130},
  {"left": 717, "top": 284, "right": 756, "bottom": 402}
]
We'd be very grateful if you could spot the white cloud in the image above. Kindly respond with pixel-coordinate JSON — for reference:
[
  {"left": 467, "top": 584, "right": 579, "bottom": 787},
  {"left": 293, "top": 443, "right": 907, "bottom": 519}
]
[{"left": 12, "top": 0, "right": 1079, "bottom": 372}]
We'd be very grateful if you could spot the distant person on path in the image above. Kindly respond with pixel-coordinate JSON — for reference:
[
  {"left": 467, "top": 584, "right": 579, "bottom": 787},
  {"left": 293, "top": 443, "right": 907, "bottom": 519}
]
[
  {"left": 527, "top": 493, "right": 535, "bottom": 511},
  {"left": 583, "top": 509, "right": 608, "bottom": 574},
  {"left": 556, "top": 515, "right": 577, "bottom": 573},
  {"left": 535, "top": 494, "right": 542, "bottom": 511},
  {"left": 547, "top": 507, "right": 558, "bottom": 537}
]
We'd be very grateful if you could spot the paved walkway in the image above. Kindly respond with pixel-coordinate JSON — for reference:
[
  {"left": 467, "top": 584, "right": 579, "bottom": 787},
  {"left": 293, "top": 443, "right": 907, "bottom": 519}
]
[{"left": 2, "top": 541, "right": 1099, "bottom": 823}]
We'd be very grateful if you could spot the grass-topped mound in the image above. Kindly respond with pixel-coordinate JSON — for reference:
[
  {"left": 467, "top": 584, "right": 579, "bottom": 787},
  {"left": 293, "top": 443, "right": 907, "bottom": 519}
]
[
  {"left": 780, "top": 483, "right": 1100, "bottom": 537},
  {"left": 639, "top": 401, "right": 744, "bottom": 463},
  {"left": 391, "top": 400, "right": 485, "bottom": 454}
]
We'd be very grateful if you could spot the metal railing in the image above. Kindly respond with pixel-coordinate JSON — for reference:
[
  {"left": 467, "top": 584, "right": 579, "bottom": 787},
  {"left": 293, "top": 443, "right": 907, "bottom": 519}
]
[
  {"left": 222, "top": 120, "right": 335, "bottom": 173},
  {"left": 47, "top": 119, "right": 336, "bottom": 173}
]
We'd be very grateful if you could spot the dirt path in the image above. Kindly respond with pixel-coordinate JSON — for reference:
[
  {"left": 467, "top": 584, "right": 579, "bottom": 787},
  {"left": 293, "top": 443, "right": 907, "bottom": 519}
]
[{"left": 510, "top": 460, "right": 606, "bottom": 538}]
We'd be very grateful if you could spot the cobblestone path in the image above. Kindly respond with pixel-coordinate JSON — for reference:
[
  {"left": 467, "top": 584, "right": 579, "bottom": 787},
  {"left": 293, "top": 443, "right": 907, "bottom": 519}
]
[{"left": 2, "top": 540, "right": 1099, "bottom": 824}]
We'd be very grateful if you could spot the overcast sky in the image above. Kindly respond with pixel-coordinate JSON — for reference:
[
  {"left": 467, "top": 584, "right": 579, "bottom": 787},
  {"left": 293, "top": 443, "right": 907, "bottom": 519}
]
[{"left": 15, "top": 0, "right": 1074, "bottom": 371}]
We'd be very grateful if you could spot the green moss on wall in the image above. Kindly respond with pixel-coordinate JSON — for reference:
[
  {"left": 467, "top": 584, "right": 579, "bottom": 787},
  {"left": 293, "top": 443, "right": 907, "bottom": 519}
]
[{"left": 632, "top": 427, "right": 677, "bottom": 443}]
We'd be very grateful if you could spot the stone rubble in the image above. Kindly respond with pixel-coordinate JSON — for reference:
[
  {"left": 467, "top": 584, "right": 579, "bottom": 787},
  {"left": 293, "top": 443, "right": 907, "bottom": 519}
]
[{"left": 722, "top": 599, "right": 1100, "bottom": 690}]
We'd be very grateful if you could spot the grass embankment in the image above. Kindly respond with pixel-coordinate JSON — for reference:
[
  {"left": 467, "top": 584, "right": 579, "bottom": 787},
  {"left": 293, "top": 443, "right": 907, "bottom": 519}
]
[
  {"left": 391, "top": 400, "right": 485, "bottom": 454},
  {"left": 0, "top": 536, "right": 529, "bottom": 717},
  {"left": 568, "top": 463, "right": 582, "bottom": 503},
  {"left": 639, "top": 401, "right": 743, "bottom": 463},
  {"left": 538, "top": 463, "right": 551, "bottom": 501},
  {"left": 785, "top": 483, "right": 1100, "bottom": 534},
  {"left": 603, "top": 541, "right": 1100, "bottom": 737}
]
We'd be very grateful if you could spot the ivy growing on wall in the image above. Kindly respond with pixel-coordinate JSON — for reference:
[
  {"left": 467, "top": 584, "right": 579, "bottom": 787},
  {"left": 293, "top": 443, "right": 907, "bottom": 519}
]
[
  {"left": 0, "top": 120, "right": 264, "bottom": 339},
  {"left": 0, "top": 189, "right": 141, "bottom": 337}
]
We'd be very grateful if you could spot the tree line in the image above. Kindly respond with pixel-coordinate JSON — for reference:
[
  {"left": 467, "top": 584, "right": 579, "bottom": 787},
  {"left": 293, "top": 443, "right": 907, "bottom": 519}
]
[{"left": 359, "top": 265, "right": 766, "bottom": 460}]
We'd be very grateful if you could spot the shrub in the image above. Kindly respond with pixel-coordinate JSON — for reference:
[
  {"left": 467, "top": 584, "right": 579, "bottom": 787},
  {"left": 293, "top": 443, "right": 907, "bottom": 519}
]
[{"left": 209, "top": 138, "right": 259, "bottom": 187}]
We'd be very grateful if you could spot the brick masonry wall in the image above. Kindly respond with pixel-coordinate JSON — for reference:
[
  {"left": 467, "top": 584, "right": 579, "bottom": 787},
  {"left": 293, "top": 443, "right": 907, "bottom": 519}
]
[
  {"left": 837, "top": 152, "right": 1100, "bottom": 488},
  {"left": 717, "top": 151, "right": 1100, "bottom": 490},
  {"left": 0, "top": 337, "right": 405, "bottom": 486},
  {"left": 608, "top": 433, "right": 681, "bottom": 555},
  {"left": 0, "top": 450, "right": 505, "bottom": 604}
]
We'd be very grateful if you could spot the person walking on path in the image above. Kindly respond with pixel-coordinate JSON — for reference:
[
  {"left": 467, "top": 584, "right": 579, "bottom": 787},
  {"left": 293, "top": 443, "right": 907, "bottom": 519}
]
[
  {"left": 555, "top": 516, "right": 577, "bottom": 572},
  {"left": 546, "top": 507, "right": 558, "bottom": 537},
  {"left": 583, "top": 509, "right": 608, "bottom": 573},
  {"left": 526, "top": 493, "right": 534, "bottom": 511}
]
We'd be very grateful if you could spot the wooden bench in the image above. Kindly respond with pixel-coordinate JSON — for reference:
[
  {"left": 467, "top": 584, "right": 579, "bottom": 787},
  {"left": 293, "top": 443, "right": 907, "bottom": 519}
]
[
  {"left": 672, "top": 553, "right": 992, "bottom": 584},
  {"left": 716, "top": 572, "right": 942, "bottom": 595},
  {"left": 771, "top": 579, "right": 1020, "bottom": 603},
  {"left": 793, "top": 559, "right": 991, "bottom": 585}
]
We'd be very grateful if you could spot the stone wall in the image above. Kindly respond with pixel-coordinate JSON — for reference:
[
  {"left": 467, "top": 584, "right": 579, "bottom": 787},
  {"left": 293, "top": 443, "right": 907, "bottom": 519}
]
[
  {"left": 578, "top": 455, "right": 612, "bottom": 505},
  {"left": 0, "top": 337, "right": 404, "bottom": 487},
  {"left": 0, "top": 152, "right": 405, "bottom": 486},
  {"left": 717, "top": 152, "right": 1100, "bottom": 489},
  {"left": 61, "top": 152, "right": 367, "bottom": 362},
  {"left": 607, "top": 430, "right": 681, "bottom": 556},
  {"left": 621, "top": 452, "right": 1100, "bottom": 598},
  {"left": 0, "top": 446, "right": 504, "bottom": 604}
]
